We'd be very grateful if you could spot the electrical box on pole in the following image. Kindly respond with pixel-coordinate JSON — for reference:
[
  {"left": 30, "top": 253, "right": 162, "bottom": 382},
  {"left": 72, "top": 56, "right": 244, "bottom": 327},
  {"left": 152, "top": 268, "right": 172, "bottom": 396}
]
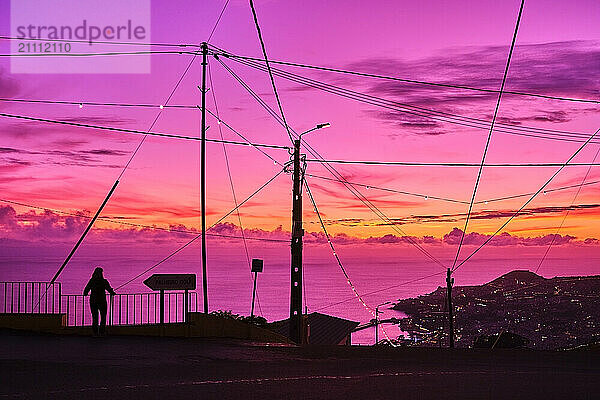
[{"left": 290, "top": 139, "right": 304, "bottom": 344}]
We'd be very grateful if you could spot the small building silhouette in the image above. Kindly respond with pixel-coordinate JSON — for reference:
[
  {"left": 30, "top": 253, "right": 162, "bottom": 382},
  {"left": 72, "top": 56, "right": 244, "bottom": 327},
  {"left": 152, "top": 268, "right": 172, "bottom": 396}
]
[{"left": 270, "top": 312, "right": 359, "bottom": 345}]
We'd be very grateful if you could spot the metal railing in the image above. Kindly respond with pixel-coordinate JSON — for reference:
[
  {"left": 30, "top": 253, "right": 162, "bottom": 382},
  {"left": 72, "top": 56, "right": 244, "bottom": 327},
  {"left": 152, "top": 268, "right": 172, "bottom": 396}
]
[
  {"left": 62, "top": 292, "right": 199, "bottom": 326},
  {"left": 1, "top": 282, "right": 198, "bottom": 327},
  {"left": 1, "top": 282, "right": 61, "bottom": 314}
]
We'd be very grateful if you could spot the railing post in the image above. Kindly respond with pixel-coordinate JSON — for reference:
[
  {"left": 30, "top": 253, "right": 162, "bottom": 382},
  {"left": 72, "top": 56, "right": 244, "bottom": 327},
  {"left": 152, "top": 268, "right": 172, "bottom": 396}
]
[
  {"left": 184, "top": 290, "right": 189, "bottom": 323},
  {"left": 74, "top": 296, "right": 77, "bottom": 326},
  {"left": 160, "top": 290, "right": 164, "bottom": 325},
  {"left": 45, "top": 283, "right": 48, "bottom": 313},
  {"left": 66, "top": 296, "right": 70, "bottom": 326}
]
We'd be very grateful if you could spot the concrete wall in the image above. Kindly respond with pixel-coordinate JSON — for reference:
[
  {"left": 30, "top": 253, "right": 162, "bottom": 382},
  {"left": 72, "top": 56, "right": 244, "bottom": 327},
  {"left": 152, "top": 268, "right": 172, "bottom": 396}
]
[
  {"left": 0, "top": 312, "right": 290, "bottom": 344},
  {"left": 0, "top": 313, "right": 65, "bottom": 332},
  {"left": 187, "top": 313, "right": 290, "bottom": 343}
]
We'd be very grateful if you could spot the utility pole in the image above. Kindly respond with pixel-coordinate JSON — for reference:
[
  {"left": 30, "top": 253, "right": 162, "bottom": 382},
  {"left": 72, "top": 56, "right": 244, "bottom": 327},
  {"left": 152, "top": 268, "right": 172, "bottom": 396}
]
[
  {"left": 447, "top": 268, "right": 454, "bottom": 348},
  {"left": 289, "top": 138, "right": 304, "bottom": 344},
  {"left": 375, "top": 306, "right": 380, "bottom": 345},
  {"left": 200, "top": 42, "right": 209, "bottom": 314},
  {"left": 288, "top": 123, "right": 329, "bottom": 344}
]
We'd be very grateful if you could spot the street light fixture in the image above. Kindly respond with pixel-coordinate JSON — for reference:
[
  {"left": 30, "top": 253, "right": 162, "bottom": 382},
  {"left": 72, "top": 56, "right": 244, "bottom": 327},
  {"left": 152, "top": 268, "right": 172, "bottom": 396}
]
[{"left": 299, "top": 122, "right": 331, "bottom": 139}]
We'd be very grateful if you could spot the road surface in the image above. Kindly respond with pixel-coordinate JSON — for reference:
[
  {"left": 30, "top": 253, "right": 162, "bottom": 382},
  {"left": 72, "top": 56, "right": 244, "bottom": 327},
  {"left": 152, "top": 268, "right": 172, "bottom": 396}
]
[{"left": 1, "top": 330, "right": 598, "bottom": 399}]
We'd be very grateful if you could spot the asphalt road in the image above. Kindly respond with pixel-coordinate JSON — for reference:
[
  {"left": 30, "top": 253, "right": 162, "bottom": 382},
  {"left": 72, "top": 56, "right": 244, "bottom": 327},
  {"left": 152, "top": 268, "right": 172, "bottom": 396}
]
[{"left": 1, "top": 330, "right": 599, "bottom": 399}]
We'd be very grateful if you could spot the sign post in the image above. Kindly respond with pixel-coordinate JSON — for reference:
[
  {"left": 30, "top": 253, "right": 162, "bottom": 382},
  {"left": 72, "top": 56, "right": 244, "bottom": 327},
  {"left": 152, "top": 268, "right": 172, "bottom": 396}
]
[
  {"left": 250, "top": 259, "right": 263, "bottom": 320},
  {"left": 143, "top": 274, "right": 196, "bottom": 324}
]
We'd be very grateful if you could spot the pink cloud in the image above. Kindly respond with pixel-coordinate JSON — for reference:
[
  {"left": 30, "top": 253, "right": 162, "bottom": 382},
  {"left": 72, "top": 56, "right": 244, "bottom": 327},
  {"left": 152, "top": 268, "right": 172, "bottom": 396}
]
[{"left": 0, "top": 205, "right": 596, "bottom": 250}]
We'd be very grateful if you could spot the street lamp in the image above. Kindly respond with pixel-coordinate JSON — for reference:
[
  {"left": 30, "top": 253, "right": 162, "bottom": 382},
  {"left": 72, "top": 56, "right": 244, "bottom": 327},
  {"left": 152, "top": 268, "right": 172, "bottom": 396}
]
[
  {"left": 375, "top": 300, "right": 393, "bottom": 345},
  {"left": 298, "top": 122, "right": 331, "bottom": 139}
]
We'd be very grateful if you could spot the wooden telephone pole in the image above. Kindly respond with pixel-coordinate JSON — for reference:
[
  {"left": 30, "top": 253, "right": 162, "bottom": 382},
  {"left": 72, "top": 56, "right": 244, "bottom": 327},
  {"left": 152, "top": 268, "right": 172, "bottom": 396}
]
[
  {"left": 289, "top": 138, "right": 304, "bottom": 343},
  {"left": 200, "top": 42, "right": 209, "bottom": 314}
]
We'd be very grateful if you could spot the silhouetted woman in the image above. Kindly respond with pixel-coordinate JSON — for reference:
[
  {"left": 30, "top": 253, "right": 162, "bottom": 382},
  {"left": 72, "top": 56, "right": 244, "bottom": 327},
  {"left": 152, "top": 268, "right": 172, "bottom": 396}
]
[{"left": 83, "top": 267, "right": 116, "bottom": 336}]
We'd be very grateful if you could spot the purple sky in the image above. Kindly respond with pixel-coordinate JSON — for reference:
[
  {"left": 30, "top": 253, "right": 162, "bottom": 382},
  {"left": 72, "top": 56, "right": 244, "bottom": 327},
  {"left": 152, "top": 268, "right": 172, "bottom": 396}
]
[{"left": 1, "top": 0, "right": 600, "bottom": 292}]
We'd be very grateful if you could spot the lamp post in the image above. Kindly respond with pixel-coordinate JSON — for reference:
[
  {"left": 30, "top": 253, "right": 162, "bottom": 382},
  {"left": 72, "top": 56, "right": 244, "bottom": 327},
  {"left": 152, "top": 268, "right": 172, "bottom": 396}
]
[
  {"left": 375, "top": 300, "right": 393, "bottom": 345},
  {"left": 289, "top": 122, "right": 330, "bottom": 344}
]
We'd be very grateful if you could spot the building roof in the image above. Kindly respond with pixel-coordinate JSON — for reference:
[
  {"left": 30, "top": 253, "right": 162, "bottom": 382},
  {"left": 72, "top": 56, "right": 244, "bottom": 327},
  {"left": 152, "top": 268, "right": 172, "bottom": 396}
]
[{"left": 270, "top": 312, "right": 360, "bottom": 345}]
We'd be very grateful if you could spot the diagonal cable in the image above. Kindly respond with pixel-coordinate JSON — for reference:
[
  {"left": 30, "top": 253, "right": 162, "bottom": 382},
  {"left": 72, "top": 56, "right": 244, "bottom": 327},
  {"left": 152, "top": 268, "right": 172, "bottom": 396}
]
[
  {"left": 305, "top": 180, "right": 396, "bottom": 344},
  {"left": 208, "top": 61, "right": 263, "bottom": 316},
  {"left": 215, "top": 56, "right": 446, "bottom": 269},
  {"left": 36, "top": 47, "right": 205, "bottom": 309},
  {"left": 248, "top": 0, "right": 293, "bottom": 143},
  {"left": 535, "top": 145, "right": 600, "bottom": 274},
  {"left": 453, "top": 127, "right": 600, "bottom": 272},
  {"left": 115, "top": 168, "right": 285, "bottom": 290},
  {"left": 451, "top": 0, "right": 525, "bottom": 271},
  {"left": 207, "top": 0, "right": 230, "bottom": 41}
]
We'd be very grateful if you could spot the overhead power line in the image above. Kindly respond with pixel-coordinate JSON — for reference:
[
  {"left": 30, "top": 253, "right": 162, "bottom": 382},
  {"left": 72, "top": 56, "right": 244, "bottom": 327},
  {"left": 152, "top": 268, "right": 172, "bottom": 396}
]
[
  {"left": 116, "top": 167, "right": 285, "bottom": 290},
  {"left": 307, "top": 173, "right": 600, "bottom": 205},
  {"left": 476, "top": 179, "right": 600, "bottom": 204},
  {"left": 452, "top": 127, "right": 600, "bottom": 273},
  {"left": 0, "top": 50, "right": 195, "bottom": 57},
  {"left": 207, "top": 0, "right": 231, "bottom": 41},
  {"left": 314, "top": 271, "right": 447, "bottom": 312},
  {"left": 0, "top": 112, "right": 290, "bottom": 150},
  {"left": 306, "top": 173, "right": 468, "bottom": 204},
  {"left": 452, "top": 0, "right": 525, "bottom": 272},
  {"left": 211, "top": 47, "right": 600, "bottom": 105},
  {"left": 305, "top": 181, "right": 396, "bottom": 343},
  {"left": 534, "top": 145, "right": 600, "bottom": 274},
  {"left": 304, "top": 159, "right": 600, "bottom": 167},
  {"left": 223, "top": 53, "right": 600, "bottom": 145},
  {"left": 0, "top": 97, "right": 197, "bottom": 109},
  {"left": 1, "top": 82, "right": 597, "bottom": 144},
  {"left": 0, "top": 35, "right": 202, "bottom": 48},
  {"left": 208, "top": 59, "right": 263, "bottom": 315},
  {"left": 248, "top": 0, "right": 293, "bottom": 143},
  {"left": 215, "top": 56, "right": 447, "bottom": 269},
  {"left": 3, "top": 34, "right": 597, "bottom": 106}
]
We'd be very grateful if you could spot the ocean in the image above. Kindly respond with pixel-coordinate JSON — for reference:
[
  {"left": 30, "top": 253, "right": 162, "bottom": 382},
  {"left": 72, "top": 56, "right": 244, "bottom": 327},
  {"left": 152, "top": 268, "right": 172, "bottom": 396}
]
[{"left": 1, "top": 240, "right": 599, "bottom": 345}]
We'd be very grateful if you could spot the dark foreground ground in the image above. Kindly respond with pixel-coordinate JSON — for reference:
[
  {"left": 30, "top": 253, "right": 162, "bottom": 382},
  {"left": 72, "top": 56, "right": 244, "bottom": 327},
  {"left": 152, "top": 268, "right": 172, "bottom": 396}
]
[{"left": 1, "top": 330, "right": 599, "bottom": 400}]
